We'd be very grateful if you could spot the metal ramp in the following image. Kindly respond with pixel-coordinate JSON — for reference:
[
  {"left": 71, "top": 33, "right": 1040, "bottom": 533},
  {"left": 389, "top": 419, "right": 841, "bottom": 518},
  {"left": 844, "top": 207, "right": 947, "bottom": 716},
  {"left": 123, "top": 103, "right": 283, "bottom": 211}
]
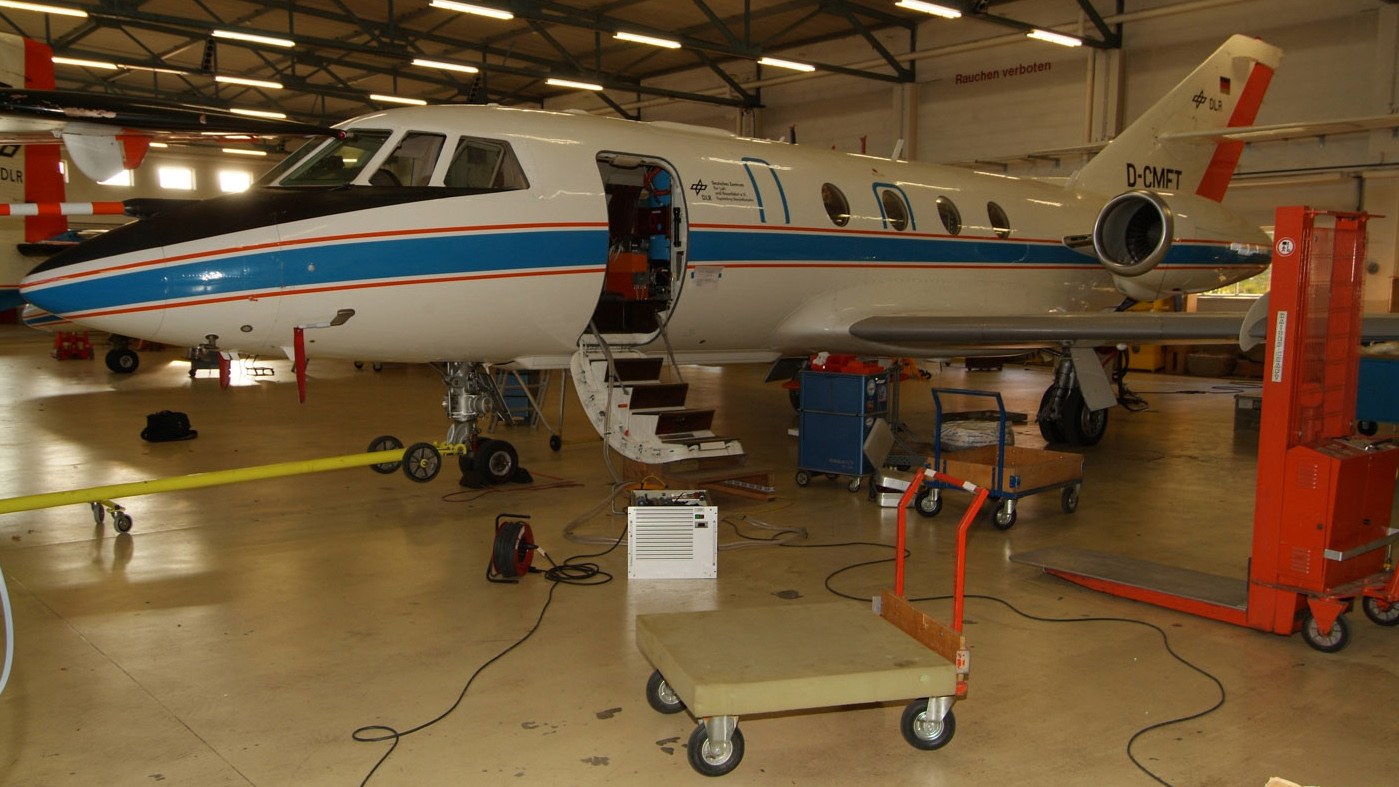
[{"left": 1012, "top": 547, "right": 1249, "bottom": 611}]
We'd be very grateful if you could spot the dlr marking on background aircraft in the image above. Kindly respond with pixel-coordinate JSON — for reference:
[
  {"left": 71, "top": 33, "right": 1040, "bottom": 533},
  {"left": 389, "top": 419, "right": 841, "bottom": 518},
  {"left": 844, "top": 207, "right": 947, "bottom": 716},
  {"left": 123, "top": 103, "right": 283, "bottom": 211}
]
[{"left": 20, "top": 35, "right": 1280, "bottom": 482}]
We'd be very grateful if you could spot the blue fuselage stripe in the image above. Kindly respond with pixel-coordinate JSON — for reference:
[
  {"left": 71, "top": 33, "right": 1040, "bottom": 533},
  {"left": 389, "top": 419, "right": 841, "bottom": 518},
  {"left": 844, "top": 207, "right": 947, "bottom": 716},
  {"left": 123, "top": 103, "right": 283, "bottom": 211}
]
[{"left": 30, "top": 225, "right": 1266, "bottom": 315}]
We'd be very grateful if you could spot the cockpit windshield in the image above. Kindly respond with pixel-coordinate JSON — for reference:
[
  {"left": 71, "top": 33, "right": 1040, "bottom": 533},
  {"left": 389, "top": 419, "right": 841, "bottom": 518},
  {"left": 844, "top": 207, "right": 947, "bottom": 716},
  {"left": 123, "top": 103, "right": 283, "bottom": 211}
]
[{"left": 276, "top": 129, "right": 392, "bottom": 186}]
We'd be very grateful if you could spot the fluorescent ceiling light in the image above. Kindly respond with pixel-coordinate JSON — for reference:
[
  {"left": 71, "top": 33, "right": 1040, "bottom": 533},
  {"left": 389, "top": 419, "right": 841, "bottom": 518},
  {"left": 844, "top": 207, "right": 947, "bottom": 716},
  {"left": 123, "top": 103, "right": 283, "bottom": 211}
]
[
  {"left": 212, "top": 29, "right": 296, "bottom": 48},
  {"left": 124, "top": 64, "right": 189, "bottom": 75},
  {"left": 371, "top": 93, "right": 428, "bottom": 106},
  {"left": 1027, "top": 29, "right": 1083, "bottom": 47},
  {"left": 894, "top": 1, "right": 962, "bottom": 19},
  {"left": 52, "top": 56, "right": 118, "bottom": 70},
  {"left": 429, "top": 0, "right": 513, "bottom": 20},
  {"left": 411, "top": 58, "right": 480, "bottom": 75},
  {"left": 230, "top": 107, "right": 287, "bottom": 119},
  {"left": 222, "top": 148, "right": 268, "bottom": 157},
  {"left": 0, "top": 1, "right": 87, "bottom": 18},
  {"left": 547, "top": 77, "right": 603, "bottom": 91},
  {"left": 758, "top": 56, "right": 815, "bottom": 73},
  {"left": 215, "top": 75, "right": 284, "bottom": 90},
  {"left": 148, "top": 142, "right": 169, "bottom": 148},
  {"left": 614, "top": 31, "right": 681, "bottom": 49}
]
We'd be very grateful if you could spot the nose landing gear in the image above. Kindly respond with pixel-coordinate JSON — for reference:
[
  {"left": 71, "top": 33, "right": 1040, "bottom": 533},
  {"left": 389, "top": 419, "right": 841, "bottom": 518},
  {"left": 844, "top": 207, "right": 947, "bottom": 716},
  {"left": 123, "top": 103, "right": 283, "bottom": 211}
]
[{"left": 367, "top": 362, "right": 527, "bottom": 487}]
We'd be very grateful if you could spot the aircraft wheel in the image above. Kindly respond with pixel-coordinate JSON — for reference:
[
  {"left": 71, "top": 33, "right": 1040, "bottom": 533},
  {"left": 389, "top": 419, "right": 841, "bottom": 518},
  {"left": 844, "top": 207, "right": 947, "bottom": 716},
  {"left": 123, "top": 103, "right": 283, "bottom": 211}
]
[
  {"left": 367, "top": 435, "right": 404, "bottom": 474},
  {"left": 106, "top": 348, "right": 140, "bottom": 374},
  {"left": 1062, "top": 390, "right": 1108, "bottom": 446},
  {"left": 1037, "top": 387, "right": 1067, "bottom": 444},
  {"left": 474, "top": 439, "right": 518, "bottom": 485},
  {"left": 402, "top": 442, "right": 442, "bottom": 483}
]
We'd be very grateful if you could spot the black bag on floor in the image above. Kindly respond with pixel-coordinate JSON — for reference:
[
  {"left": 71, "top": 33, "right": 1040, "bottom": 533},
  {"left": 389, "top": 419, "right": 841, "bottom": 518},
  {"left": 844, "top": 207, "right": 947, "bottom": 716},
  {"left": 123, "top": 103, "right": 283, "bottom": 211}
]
[{"left": 141, "top": 410, "right": 197, "bottom": 442}]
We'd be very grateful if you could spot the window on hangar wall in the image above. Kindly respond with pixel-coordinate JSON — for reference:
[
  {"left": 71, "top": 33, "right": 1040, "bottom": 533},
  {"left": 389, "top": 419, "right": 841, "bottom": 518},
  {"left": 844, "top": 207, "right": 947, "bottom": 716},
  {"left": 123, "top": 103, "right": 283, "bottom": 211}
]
[
  {"left": 158, "top": 165, "right": 195, "bottom": 191},
  {"left": 219, "top": 170, "right": 253, "bottom": 193},
  {"left": 99, "top": 169, "right": 132, "bottom": 187}
]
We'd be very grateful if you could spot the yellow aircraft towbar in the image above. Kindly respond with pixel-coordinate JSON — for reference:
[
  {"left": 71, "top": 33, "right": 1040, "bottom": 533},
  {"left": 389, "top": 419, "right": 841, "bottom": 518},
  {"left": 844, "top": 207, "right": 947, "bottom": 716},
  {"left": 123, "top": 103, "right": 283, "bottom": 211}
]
[{"left": 0, "top": 447, "right": 409, "bottom": 533}]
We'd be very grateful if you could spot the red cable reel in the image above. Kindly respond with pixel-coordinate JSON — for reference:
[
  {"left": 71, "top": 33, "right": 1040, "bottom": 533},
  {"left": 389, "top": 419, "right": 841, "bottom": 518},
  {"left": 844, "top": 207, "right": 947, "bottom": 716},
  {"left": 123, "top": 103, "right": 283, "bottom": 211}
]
[{"left": 487, "top": 513, "right": 537, "bottom": 583}]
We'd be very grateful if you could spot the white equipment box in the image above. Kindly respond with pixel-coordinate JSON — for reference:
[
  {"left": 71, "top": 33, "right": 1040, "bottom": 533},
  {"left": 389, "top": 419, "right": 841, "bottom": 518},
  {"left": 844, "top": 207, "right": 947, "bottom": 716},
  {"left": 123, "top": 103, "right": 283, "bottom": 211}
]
[{"left": 628, "top": 490, "right": 718, "bottom": 579}]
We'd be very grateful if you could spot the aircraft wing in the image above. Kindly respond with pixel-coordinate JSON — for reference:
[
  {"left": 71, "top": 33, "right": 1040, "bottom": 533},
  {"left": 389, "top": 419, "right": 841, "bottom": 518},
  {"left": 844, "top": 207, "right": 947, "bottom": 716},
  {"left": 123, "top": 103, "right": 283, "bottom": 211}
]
[
  {"left": 844, "top": 311, "right": 1399, "bottom": 355},
  {"left": 0, "top": 88, "right": 343, "bottom": 181}
]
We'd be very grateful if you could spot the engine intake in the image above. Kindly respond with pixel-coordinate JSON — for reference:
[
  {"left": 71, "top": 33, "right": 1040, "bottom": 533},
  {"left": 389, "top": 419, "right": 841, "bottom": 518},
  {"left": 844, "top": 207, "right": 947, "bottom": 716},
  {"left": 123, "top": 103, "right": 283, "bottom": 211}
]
[{"left": 1092, "top": 190, "right": 1173, "bottom": 278}]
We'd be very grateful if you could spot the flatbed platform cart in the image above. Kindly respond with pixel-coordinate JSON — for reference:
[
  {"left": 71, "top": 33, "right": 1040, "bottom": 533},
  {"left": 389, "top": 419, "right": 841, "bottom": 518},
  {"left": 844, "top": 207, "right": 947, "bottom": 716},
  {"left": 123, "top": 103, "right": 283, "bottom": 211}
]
[
  {"left": 915, "top": 388, "right": 1083, "bottom": 529},
  {"left": 636, "top": 468, "right": 987, "bottom": 776}
]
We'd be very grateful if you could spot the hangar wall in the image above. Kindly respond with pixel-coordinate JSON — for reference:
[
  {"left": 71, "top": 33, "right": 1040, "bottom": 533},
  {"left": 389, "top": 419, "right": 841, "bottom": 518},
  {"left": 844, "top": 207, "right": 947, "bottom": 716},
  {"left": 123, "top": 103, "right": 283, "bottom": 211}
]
[{"left": 547, "top": 0, "right": 1399, "bottom": 309}]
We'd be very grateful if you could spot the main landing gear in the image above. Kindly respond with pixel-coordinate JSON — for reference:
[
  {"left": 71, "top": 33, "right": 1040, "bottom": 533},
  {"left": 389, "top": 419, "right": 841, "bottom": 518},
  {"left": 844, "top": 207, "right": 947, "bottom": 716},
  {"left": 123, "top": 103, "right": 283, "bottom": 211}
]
[
  {"left": 368, "top": 362, "right": 524, "bottom": 487},
  {"left": 1036, "top": 348, "right": 1114, "bottom": 447}
]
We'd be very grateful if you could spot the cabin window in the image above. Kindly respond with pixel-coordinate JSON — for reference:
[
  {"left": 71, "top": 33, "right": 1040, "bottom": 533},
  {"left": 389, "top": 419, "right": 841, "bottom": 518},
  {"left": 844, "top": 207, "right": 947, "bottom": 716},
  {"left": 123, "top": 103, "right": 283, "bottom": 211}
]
[
  {"left": 936, "top": 196, "right": 962, "bottom": 236},
  {"left": 444, "top": 137, "right": 529, "bottom": 190},
  {"left": 821, "top": 183, "right": 850, "bottom": 227},
  {"left": 372, "top": 132, "right": 445, "bottom": 187},
  {"left": 987, "top": 201, "right": 1011, "bottom": 239},
  {"left": 879, "top": 189, "right": 909, "bottom": 232},
  {"left": 257, "top": 137, "right": 324, "bottom": 185},
  {"left": 279, "top": 129, "right": 392, "bottom": 186}
]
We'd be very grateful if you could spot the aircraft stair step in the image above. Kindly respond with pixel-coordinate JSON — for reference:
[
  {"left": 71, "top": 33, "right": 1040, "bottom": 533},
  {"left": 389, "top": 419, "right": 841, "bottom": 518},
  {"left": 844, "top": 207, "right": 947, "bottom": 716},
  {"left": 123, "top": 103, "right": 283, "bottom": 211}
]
[
  {"left": 625, "top": 382, "right": 690, "bottom": 410},
  {"left": 609, "top": 356, "right": 665, "bottom": 383},
  {"left": 649, "top": 408, "right": 715, "bottom": 435},
  {"left": 659, "top": 433, "right": 737, "bottom": 447}
]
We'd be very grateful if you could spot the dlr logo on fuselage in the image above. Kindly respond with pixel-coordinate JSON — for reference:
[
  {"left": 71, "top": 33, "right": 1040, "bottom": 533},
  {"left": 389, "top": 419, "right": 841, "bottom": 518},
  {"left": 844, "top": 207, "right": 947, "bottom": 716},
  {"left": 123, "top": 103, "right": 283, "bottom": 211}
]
[{"left": 1125, "top": 163, "right": 1183, "bottom": 190}]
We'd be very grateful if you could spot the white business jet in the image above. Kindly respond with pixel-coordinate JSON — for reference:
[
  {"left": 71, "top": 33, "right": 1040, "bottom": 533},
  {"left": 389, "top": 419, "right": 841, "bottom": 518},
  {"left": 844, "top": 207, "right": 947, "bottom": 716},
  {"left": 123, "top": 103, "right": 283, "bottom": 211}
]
[{"left": 20, "top": 35, "right": 1283, "bottom": 484}]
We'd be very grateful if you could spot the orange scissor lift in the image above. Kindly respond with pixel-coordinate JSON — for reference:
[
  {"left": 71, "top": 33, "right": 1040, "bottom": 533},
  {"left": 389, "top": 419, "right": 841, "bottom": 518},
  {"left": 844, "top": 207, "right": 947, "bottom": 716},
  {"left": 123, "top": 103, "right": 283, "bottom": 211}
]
[{"left": 1015, "top": 207, "right": 1399, "bottom": 652}]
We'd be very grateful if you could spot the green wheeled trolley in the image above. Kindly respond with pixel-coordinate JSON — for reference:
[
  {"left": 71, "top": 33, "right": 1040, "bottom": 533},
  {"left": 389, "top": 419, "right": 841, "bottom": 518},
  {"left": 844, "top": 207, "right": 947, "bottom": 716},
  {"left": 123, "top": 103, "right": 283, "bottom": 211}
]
[{"left": 635, "top": 468, "right": 987, "bottom": 776}]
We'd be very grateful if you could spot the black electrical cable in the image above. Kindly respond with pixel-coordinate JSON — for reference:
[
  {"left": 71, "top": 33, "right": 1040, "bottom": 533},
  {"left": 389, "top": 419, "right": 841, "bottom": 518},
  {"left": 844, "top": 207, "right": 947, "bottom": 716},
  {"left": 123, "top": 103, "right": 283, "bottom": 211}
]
[
  {"left": 726, "top": 515, "right": 1227, "bottom": 787},
  {"left": 352, "top": 520, "right": 625, "bottom": 784}
]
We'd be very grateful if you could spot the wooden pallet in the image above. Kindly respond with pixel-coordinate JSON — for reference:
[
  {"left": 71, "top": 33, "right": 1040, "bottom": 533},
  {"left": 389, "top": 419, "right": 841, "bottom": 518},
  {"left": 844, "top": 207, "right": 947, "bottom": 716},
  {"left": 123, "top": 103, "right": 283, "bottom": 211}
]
[{"left": 624, "top": 457, "right": 777, "bottom": 501}]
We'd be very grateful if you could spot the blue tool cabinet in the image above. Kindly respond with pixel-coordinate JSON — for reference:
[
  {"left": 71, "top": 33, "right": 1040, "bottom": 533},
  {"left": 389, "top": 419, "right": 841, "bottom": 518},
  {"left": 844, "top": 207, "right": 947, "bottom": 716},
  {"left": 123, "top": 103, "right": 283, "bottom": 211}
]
[{"left": 795, "top": 369, "right": 888, "bottom": 492}]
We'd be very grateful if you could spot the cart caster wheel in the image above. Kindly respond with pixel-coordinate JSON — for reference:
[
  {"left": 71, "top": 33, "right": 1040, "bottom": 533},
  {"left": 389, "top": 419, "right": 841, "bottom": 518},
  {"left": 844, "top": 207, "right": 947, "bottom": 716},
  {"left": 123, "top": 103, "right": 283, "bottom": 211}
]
[
  {"left": 1301, "top": 612, "right": 1350, "bottom": 653},
  {"left": 354, "top": 361, "right": 364, "bottom": 370},
  {"left": 112, "top": 511, "right": 133, "bottom": 534},
  {"left": 847, "top": 477, "right": 862, "bottom": 493},
  {"left": 795, "top": 470, "right": 811, "bottom": 487},
  {"left": 645, "top": 671, "right": 686, "bottom": 714},
  {"left": 1362, "top": 597, "right": 1399, "bottom": 627},
  {"left": 549, "top": 434, "right": 562, "bottom": 452},
  {"left": 402, "top": 442, "right": 442, "bottom": 483},
  {"left": 901, "top": 701, "right": 956, "bottom": 750},
  {"left": 1357, "top": 420, "right": 1378, "bottom": 436},
  {"left": 687, "top": 722, "right": 744, "bottom": 777},
  {"left": 1061, "top": 485, "right": 1080, "bottom": 514},
  {"left": 992, "top": 503, "right": 1017, "bottom": 530},
  {"left": 367, "top": 435, "right": 404, "bottom": 474},
  {"left": 90, "top": 501, "right": 105, "bottom": 526},
  {"left": 914, "top": 488, "right": 941, "bottom": 518}
]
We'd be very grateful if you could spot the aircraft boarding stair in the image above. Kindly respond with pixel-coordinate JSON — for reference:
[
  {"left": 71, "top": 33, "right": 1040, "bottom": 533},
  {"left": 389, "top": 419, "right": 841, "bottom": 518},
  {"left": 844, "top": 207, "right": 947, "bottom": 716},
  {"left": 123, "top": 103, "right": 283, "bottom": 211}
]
[{"left": 570, "top": 341, "right": 746, "bottom": 467}]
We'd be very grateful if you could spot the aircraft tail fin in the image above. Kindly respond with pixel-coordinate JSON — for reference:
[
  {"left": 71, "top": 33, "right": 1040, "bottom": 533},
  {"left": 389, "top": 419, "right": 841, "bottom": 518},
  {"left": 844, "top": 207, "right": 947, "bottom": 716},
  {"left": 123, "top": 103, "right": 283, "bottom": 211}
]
[{"left": 1070, "top": 35, "right": 1282, "bottom": 202}]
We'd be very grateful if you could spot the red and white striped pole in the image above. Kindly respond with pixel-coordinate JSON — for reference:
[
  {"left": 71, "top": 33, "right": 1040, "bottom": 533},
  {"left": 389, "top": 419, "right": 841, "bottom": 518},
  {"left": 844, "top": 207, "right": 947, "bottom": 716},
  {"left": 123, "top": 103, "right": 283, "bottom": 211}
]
[{"left": 0, "top": 202, "right": 128, "bottom": 217}]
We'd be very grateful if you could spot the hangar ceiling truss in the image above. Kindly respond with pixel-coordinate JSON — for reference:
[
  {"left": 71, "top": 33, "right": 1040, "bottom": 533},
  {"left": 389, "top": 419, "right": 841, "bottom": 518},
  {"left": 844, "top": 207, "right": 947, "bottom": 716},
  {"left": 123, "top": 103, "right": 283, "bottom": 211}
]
[{"left": 0, "top": 1, "right": 1121, "bottom": 125}]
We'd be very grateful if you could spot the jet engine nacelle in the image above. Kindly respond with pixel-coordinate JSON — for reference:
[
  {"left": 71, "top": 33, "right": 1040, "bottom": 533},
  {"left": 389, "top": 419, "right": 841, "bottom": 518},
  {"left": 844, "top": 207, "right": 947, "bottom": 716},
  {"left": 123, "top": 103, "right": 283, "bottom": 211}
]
[{"left": 1092, "top": 189, "right": 1269, "bottom": 302}]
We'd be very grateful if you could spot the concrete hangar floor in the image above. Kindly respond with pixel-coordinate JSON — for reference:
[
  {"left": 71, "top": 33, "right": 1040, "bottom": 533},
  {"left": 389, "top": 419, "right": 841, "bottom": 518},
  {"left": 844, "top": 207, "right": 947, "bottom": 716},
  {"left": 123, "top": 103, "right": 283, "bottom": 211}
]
[{"left": 0, "top": 324, "right": 1393, "bottom": 786}]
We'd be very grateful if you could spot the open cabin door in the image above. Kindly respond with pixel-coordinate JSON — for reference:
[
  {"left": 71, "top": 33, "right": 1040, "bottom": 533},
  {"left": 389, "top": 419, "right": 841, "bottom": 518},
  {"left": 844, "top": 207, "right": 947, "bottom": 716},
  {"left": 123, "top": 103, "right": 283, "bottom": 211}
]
[{"left": 590, "top": 153, "right": 687, "bottom": 346}]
